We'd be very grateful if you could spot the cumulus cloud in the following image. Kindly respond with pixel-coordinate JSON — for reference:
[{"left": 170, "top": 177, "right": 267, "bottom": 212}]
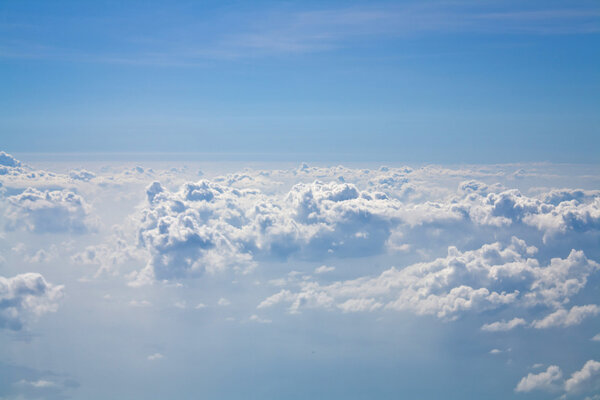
[
  {"left": 0, "top": 272, "right": 64, "bottom": 331},
  {"left": 481, "top": 317, "right": 527, "bottom": 332},
  {"left": 258, "top": 238, "right": 598, "bottom": 319},
  {"left": 127, "top": 179, "right": 404, "bottom": 285},
  {"left": 531, "top": 304, "right": 600, "bottom": 329},
  {"left": 565, "top": 360, "right": 600, "bottom": 394},
  {"left": 515, "top": 360, "right": 600, "bottom": 396},
  {"left": 4, "top": 188, "right": 97, "bottom": 233},
  {"left": 515, "top": 365, "right": 563, "bottom": 392},
  {"left": 0, "top": 151, "right": 21, "bottom": 168},
  {"left": 69, "top": 169, "right": 96, "bottom": 182}
]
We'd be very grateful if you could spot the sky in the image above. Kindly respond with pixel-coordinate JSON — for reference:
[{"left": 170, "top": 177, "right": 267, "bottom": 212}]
[
  {"left": 1, "top": 1, "right": 600, "bottom": 400},
  {"left": 1, "top": 0, "right": 599, "bottom": 162}
]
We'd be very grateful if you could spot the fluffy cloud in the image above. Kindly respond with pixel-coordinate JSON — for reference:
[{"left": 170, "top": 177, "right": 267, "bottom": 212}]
[
  {"left": 0, "top": 151, "right": 21, "bottom": 168},
  {"left": 515, "top": 360, "right": 600, "bottom": 396},
  {"left": 565, "top": 360, "right": 600, "bottom": 394},
  {"left": 259, "top": 238, "right": 599, "bottom": 319},
  {"left": 531, "top": 305, "right": 600, "bottom": 329},
  {"left": 0, "top": 272, "right": 64, "bottom": 330},
  {"left": 69, "top": 169, "right": 96, "bottom": 182},
  {"left": 515, "top": 365, "right": 563, "bottom": 393},
  {"left": 4, "top": 188, "right": 98, "bottom": 233},
  {"left": 481, "top": 317, "right": 527, "bottom": 332},
  {"left": 125, "top": 173, "right": 600, "bottom": 285},
  {"left": 128, "top": 179, "right": 402, "bottom": 285}
]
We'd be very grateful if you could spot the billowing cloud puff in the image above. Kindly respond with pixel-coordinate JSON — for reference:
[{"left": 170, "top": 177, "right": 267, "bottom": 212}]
[
  {"left": 4, "top": 187, "right": 98, "bottom": 233},
  {"left": 515, "top": 360, "right": 600, "bottom": 396},
  {"left": 564, "top": 360, "right": 600, "bottom": 394},
  {"left": 0, "top": 151, "right": 21, "bottom": 168},
  {"left": 0, "top": 272, "right": 64, "bottom": 330},
  {"left": 531, "top": 304, "right": 600, "bottom": 329},
  {"left": 258, "top": 237, "right": 599, "bottom": 319},
  {"left": 69, "top": 169, "right": 96, "bottom": 182},
  {"left": 515, "top": 365, "right": 563, "bottom": 393},
  {"left": 129, "top": 179, "right": 402, "bottom": 284}
]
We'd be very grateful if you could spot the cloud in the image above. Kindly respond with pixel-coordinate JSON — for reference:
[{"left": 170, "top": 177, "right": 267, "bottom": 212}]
[
  {"left": 515, "top": 365, "right": 563, "bottom": 392},
  {"left": 147, "top": 353, "right": 163, "bottom": 361},
  {"left": 565, "top": 360, "right": 600, "bottom": 394},
  {"left": 249, "top": 314, "right": 272, "bottom": 324},
  {"left": 0, "top": 272, "right": 64, "bottom": 331},
  {"left": 314, "top": 265, "right": 335, "bottom": 274},
  {"left": 68, "top": 169, "right": 96, "bottom": 182},
  {"left": 531, "top": 305, "right": 600, "bottom": 329},
  {"left": 258, "top": 238, "right": 598, "bottom": 319},
  {"left": 4, "top": 187, "right": 98, "bottom": 233},
  {"left": 0, "top": 151, "right": 21, "bottom": 168},
  {"left": 514, "top": 360, "right": 600, "bottom": 396},
  {"left": 218, "top": 298, "right": 231, "bottom": 306},
  {"left": 481, "top": 317, "right": 527, "bottom": 332},
  {"left": 128, "top": 179, "right": 401, "bottom": 285},
  {"left": 2, "top": 3, "right": 598, "bottom": 64}
]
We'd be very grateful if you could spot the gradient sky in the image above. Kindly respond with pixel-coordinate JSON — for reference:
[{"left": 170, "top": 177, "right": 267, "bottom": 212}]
[{"left": 1, "top": 0, "right": 599, "bottom": 162}]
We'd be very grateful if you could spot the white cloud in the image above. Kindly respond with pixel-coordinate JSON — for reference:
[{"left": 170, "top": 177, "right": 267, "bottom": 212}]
[
  {"left": 4, "top": 187, "right": 98, "bottom": 233},
  {"left": 147, "top": 353, "right": 163, "bottom": 361},
  {"left": 69, "top": 169, "right": 96, "bottom": 182},
  {"left": 591, "top": 334, "right": 600, "bottom": 342},
  {"left": 259, "top": 238, "right": 598, "bottom": 319},
  {"left": 531, "top": 305, "right": 600, "bottom": 329},
  {"left": 564, "top": 360, "right": 600, "bottom": 393},
  {"left": 16, "top": 379, "right": 58, "bottom": 388},
  {"left": 515, "top": 360, "right": 600, "bottom": 396},
  {"left": 481, "top": 317, "right": 527, "bottom": 332},
  {"left": 515, "top": 365, "right": 563, "bottom": 392},
  {"left": 129, "top": 300, "right": 151, "bottom": 307},
  {"left": 249, "top": 314, "right": 272, "bottom": 324},
  {"left": 0, "top": 151, "right": 21, "bottom": 168},
  {"left": 218, "top": 298, "right": 231, "bottom": 306},
  {"left": 0, "top": 272, "right": 64, "bottom": 331},
  {"left": 314, "top": 265, "right": 335, "bottom": 274}
]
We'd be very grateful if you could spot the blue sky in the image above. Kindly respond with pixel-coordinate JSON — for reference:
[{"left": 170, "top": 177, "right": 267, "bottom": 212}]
[{"left": 1, "top": 0, "right": 599, "bottom": 161}]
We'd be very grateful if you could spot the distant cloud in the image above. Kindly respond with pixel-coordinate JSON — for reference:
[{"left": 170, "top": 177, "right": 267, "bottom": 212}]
[
  {"left": 1, "top": 4, "right": 598, "bottom": 64},
  {"left": 0, "top": 272, "right": 64, "bottom": 331},
  {"left": 218, "top": 298, "right": 231, "bottom": 306},
  {"left": 4, "top": 187, "right": 98, "bottom": 234},
  {"left": 249, "top": 314, "right": 272, "bottom": 324},
  {"left": 314, "top": 265, "right": 335, "bottom": 274},
  {"left": 531, "top": 305, "right": 600, "bottom": 329},
  {"left": 259, "top": 238, "right": 598, "bottom": 320},
  {"left": 147, "top": 353, "right": 163, "bottom": 361},
  {"left": 515, "top": 365, "right": 563, "bottom": 392},
  {"left": 515, "top": 359, "right": 600, "bottom": 396},
  {"left": 565, "top": 360, "right": 600, "bottom": 393},
  {"left": 481, "top": 318, "right": 527, "bottom": 332}
]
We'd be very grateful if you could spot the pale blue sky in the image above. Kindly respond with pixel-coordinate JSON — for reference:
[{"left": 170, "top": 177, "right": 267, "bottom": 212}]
[{"left": 1, "top": 0, "right": 599, "bottom": 162}]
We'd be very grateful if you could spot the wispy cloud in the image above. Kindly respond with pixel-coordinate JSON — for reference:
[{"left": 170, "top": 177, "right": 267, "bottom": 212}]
[{"left": 0, "top": 2, "right": 598, "bottom": 65}]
